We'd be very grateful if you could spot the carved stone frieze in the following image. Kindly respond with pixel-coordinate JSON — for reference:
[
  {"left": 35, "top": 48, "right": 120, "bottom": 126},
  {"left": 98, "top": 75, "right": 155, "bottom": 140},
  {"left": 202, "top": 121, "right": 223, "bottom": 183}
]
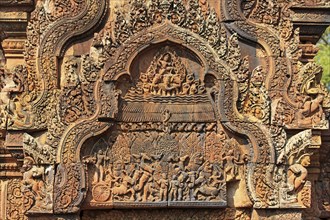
[{"left": 0, "top": 0, "right": 329, "bottom": 219}]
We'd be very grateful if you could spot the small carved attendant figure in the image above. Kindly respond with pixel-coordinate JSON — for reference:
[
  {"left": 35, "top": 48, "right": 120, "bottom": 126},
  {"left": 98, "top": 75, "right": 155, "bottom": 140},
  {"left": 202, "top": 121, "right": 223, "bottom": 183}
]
[
  {"left": 143, "top": 177, "right": 158, "bottom": 202},
  {"left": 22, "top": 164, "right": 50, "bottom": 211},
  {"left": 157, "top": 173, "right": 168, "bottom": 201},
  {"left": 93, "top": 150, "right": 106, "bottom": 184},
  {"left": 177, "top": 168, "right": 188, "bottom": 201},
  {"left": 162, "top": 109, "right": 171, "bottom": 133},
  {"left": 187, "top": 170, "right": 196, "bottom": 201},
  {"left": 221, "top": 149, "right": 239, "bottom": 181},
  {"left": 112, "top": 159, "right": 125, "bottom": 183},
  {"left": 169, "top": 175, "right": 179, "bottom": 201}
]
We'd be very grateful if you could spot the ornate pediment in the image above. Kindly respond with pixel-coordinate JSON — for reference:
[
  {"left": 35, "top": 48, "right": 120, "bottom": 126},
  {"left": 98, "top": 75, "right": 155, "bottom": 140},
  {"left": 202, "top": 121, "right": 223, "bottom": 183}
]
[{"left": 0, "top": 0, "right": 329, "bottom": 219}]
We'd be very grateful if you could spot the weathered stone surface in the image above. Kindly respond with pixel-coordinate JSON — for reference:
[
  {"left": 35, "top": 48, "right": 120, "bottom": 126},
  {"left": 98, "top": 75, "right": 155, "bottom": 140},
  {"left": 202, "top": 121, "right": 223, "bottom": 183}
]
[{"left": 0, "top": 0, "right": 329, "bottom": 219}]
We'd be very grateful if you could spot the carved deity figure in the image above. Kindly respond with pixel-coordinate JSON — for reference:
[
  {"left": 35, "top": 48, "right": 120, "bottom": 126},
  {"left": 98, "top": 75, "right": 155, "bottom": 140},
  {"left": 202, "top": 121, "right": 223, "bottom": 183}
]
[
  {"left": 152, "top": 52, "right": 182, "bottom": 96},
  {"left": 169, "top": 175, "right": 179, "bottom": 201},
  {"left": 281, "top": 154, "right": 312, "bottom": 204},
  {"left": 296, "top": 93, "right": 324, "bottom": 127},
  {"left": 209, "top": 170, "right": 223, "bottom": 188},
  {"left": 134, "top": 154, "right": 155, "bottom": 201},
  {"left": 126, "top": 47, "right": 207, "bottom": 97},
  {"left": 220, "top": 138, "right": 247, "bottom": 182},
  {"left": 112, "top": 159, "right": 125, "bottom": 182},
  {"left": 242, "top": 66, "right": 270, "bottom": 122},
  {"left": 22, "top": 163, "right": 52, "bottom": 212},
  {"left": 157, "top": 173, "right": 168, "bottom": 201},
  {"left": 193, "top": 162, "right": 225, "bottom": 201},
  {"left": 93, "top": 150, "right": 106, "bottom": 184},
  {"left": 221, "top": 149, "right": 238, "bottom": 181},
  {"left": 112, "top": 173, "right": 135, "bottom": 201}
]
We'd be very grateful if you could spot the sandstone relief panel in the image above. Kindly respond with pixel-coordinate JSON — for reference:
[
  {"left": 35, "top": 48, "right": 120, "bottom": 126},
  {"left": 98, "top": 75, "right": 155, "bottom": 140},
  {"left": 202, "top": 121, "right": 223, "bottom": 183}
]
[
  {"left": 0, "top": 0, "right": 329, "bottom": 219},
  {"left": 80, "top": 45, "right": 250, "bottom": 209}
]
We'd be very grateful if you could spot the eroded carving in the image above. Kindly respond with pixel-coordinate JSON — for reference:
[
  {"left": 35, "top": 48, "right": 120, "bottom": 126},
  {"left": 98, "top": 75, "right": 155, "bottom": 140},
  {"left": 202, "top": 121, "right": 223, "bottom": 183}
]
[
  {"left": 22, "top": 159, "right": 54, "bottom": 214},
  {"left": 276, "top": 129, "right": 313, "bottom": 208}
]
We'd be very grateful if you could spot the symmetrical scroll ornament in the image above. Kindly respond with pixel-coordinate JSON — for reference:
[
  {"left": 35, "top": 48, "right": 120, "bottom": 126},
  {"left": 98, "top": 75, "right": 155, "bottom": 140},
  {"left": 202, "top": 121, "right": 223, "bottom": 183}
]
[{"left": 54, "top": 163, "right": 85, "bottom": 213}]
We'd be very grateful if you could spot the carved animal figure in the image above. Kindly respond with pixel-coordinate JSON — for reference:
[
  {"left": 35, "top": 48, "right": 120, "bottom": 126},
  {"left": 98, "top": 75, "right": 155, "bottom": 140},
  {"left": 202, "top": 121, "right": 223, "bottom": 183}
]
[
  {"left": 111, "top": 175, "right": 135, "bottom": 201},
  {"left": 193, "top": 184, "right": 221, "bottom": 201}
]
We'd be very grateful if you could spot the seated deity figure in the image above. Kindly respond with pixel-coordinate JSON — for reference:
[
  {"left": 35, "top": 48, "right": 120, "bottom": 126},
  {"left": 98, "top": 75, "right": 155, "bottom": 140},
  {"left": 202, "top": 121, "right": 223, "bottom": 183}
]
[{"left": 296, "top": 93, "right": 324, "bottom": 127}]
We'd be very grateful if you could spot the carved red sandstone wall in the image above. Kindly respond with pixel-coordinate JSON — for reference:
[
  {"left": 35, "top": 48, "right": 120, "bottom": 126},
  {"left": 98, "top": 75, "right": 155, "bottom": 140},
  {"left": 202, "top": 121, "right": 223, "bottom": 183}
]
[{"left": 0, "top": 0, "right": 329, "bottom": 219}]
